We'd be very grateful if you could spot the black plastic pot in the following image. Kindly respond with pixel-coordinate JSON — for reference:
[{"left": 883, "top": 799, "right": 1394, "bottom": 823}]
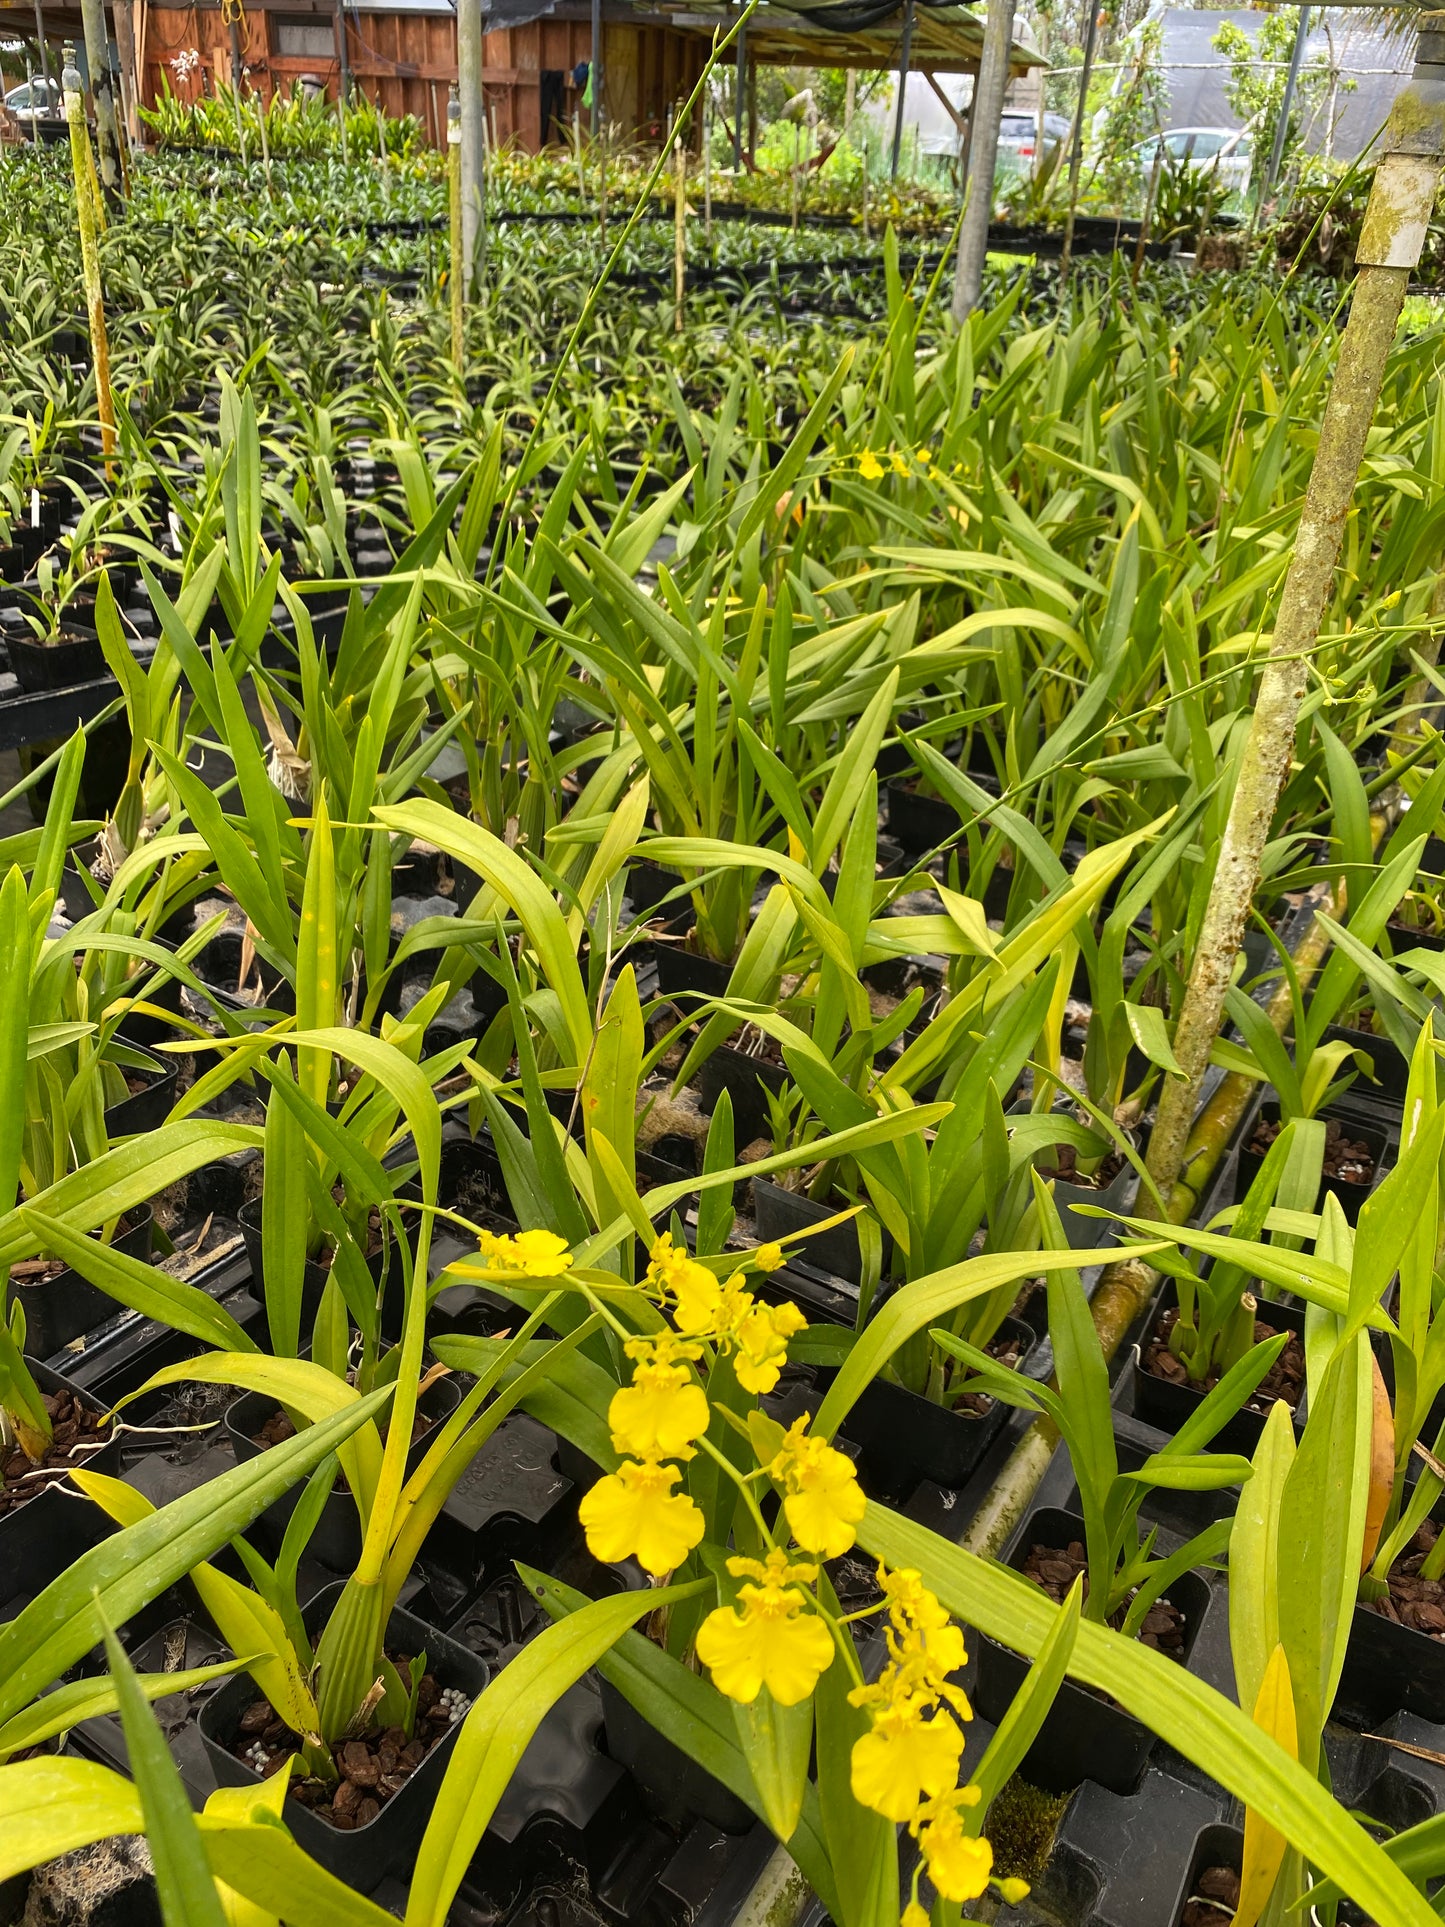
[
  {"left": 827, "top": 1316, "right": 1036, "bottom": 1498},
  {"left": 0, "top": 1357, "right": 120, "bottom": 1561},
  {"left": 8, "top": 629, "right": 108, "bottom": 691},
  {"left": 652, "top": 944, "right": 733, "bottom": 1003},
  {"left": 598, "top": 1675, "right": 755, "bottom": 1835},
  {"left": 973, "top": 1506, "right": 1212, "bottom": 1795},
  {"left": 237, "top": 1198, "right": 408, "bottom": 1344},
  {"left": 1337, "top": 1496, "right": 1445, "bottom": 1726},
  {"left": 884, "top": 782, "right": 963, "bottom": 855},
  {"left": 1046, "top": 1152, "right": 1137, "bottom": 1251},
  {"left": 1132, "top": 1281, "right": 1305, "bottom": 1457},
  {"left": 1323, "top": 1022, "right": 1409, "bottom": 1104},
  {"left": 1235, "top": 1100, "right": 1387, "bottom": 1224},
  {"left": 693, "top": 1042, "right": 789, "bottom": 1143},
  {"left": 8, "top": 1208, "right": 153, "bottom": 1358},
  {"left": 752, "top": 1176, "right": 893, "bottom": 1286},
  {"left": 225, "top": 1373, "right": 459, "bottom": 1571},
  {"left": 102, "top": 1042, "right": 180, "bottom": 1136},
  {"left": 200, "top": 1580, "right": 488, "bottom": 1892}
]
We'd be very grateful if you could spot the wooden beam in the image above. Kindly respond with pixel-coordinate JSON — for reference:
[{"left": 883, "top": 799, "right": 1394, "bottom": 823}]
[{"left": 922, "top": 66, "right": 966, "bottom": 133}]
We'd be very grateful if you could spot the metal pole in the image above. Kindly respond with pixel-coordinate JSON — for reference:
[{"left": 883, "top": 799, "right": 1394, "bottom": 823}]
[
  {"left": 1145, "top": 15, "right": 1445, "bottom": 1206},
  {"left": 590, "top": 0, "right": 602, "bottom": 139},
  {"left": 77, "top": 0, "right": 123, "bottom": 199},
  {"left": 457, "top": 0, "right": 484, "bottom": 297},
  {"left": 890, "top": 0, "right": 915, "bottom": 182},
  {"left": 951, "top": 0, "right": 1016, "bottom": 322},
  {"left": 447, "top": 86, "right": 464, "bottom": 367},
  {"left": 1261, "top": 3, "right": 1310, "bottom": 211},
  {"left": 32, "top": 0, "right": 50, "bottom": 93},
  {"left": 25, "top": 55, "right": 39, "bottom": 145},
  {"left": 1058, "top": 0, "right": 1099, "bottom": 278},
  {"left": 733, "top": 11, "right": 746, "bottom": 169}
]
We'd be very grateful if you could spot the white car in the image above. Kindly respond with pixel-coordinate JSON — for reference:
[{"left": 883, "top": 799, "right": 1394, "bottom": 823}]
[
  {"left": 3, "top": 76, "right": 62, "bottom": 122},
  {"left": 1137, "top": 127, "right": 1253, "bottom": 198}
]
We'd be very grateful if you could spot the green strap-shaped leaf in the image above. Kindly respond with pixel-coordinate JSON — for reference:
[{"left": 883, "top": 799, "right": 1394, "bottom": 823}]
[
  {"left": 372, "top": 800, "right": 592, "bottom": 1066},
  {"left": 0, "top": 1757, "right": 144, "bottom": 1880},
  {"left": 0, "top": 1655, "right": 252, "bottom": 1761},
  {"left": 0, "top": 1383, "right": 393, "bottom": 1727},
  {"left": 859, "top": 1501, "right": 1435, "bottom": 1927},
  {"left": 99, "top": 1613, "right": 229, "bottom": 1927}
]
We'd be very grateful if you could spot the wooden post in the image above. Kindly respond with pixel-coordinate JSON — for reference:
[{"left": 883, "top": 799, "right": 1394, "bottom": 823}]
[
  {"left": 112, "top": 0, "right": 139, "bottom": 144},
  {"left": 951, "top": 0, "right": 1015, "bottom": 321}
]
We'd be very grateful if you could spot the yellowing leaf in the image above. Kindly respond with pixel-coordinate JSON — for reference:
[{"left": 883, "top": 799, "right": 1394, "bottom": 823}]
[{"left": 1236, "top": 1644, "right": 1297, "bottom": 1927}]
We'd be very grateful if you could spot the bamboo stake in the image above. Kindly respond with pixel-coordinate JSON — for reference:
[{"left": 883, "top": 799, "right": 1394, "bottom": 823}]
[
  {"left": 1146, "top": 24, "right": 1445, "bottom": 1207},
  {"left": 447, "top": 85, "right": 465, "bottom": 372},
  {"left": 63, "top": 46, "right": 115, "bottom": 474},
  {"left": 963, "top": 845, "right": 1361, "bottom": 1561},
  {"left": 674, "top": 135, "right": 686, "bottom": 331}
]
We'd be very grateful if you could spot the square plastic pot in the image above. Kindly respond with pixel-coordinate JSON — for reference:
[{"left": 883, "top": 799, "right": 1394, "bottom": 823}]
[
  {"left": 7, "top": 1208, "right": 154, "bottom": 1359},
  {"left": 199, "top": 1580, "right": 488, "bottom": 1893},
  {"left": 823, "top": 1316, "right": 1036, "bottom": 1499},
  {"left": 751, "top": 1177, "right": 893, "bottom": 1287},
  {"left": 972, "top": 1505, "right": 1213, "bottom": 1795},
  {"left": 1234, "top": 1100, "right": 1388, "bottom": 1226},
  {"left": 225, "top": 1373, "right": 460, "bottom": 1572},
  {"left": 1132, "top": 1281, "right": 1305, "bottom": 1458}
]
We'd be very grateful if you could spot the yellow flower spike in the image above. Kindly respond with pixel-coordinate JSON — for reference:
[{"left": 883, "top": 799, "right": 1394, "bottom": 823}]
[
  {"left": 696, "top": 1575, "right": 836, "bottom": 1706},
  {"left": 726, "top": 1548, "right": 819, "bottom": 1586},
  {"left": 998, "top": 1876, "right": 1031, "bottom": 1906},
  {"left": 733, "top": 1299, "right": 807, "bottom": 1395},
  {"left": 890, "top": 452, "right": 912, "bottom": 476},
  {"left": 476, "top": 1228, "right": 573, "bottom": 1277},
  {"left": 917, "top": 1798, "right": 994, "bottom": 1904},
  {"left": 858, "top": 450, "right": 885, "bottom": 481},
  {"left": 752, "top": 1242, "right": 785, "bottom": 1273},
  {"left": 768, "top": 1416, "right": 866, "bottom": 1558},
  {"left": 608, "top": 1363, "right": 710, "bottom": 1462},
  {"left": 578, "top": 1457, "right": 705, "bottom": 1577},
  {"left": 849, "top": 1701, "right": 964, "bottom": 1822},
  {"left": 880, "top": 1565, "right": 951, "bottom": 1633},
  {"left": 666, "top": 1257, "right": 727, "bottom": 1336},
  {"left": 914, "top": 448, "right": 933, "bottom": 465}
]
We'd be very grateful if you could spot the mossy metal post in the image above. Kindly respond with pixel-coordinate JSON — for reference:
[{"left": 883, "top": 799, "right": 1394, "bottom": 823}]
[
  {"left": 1145, "top": 14, "right": 1445, "bottom": 1210},
  {"left": 447, "top": 86, "right": 465, "bottom": 370},
  {"left": 63, "top": 44, "right": 115, "bottom": 474},
  {"left": 77, "top": 0, "right": 123, "bottom": 201}
]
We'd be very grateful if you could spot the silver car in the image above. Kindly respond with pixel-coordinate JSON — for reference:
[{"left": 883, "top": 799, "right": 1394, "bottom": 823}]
[
  {"left": 996, "top": 110, "right": 1073, "bottom": 176},
  {"left": 1137, "top": 127, "right": 1253, "bottom": 197},
  {"left": 3, "top": 76, "right": 62, "bottom": 122}
]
